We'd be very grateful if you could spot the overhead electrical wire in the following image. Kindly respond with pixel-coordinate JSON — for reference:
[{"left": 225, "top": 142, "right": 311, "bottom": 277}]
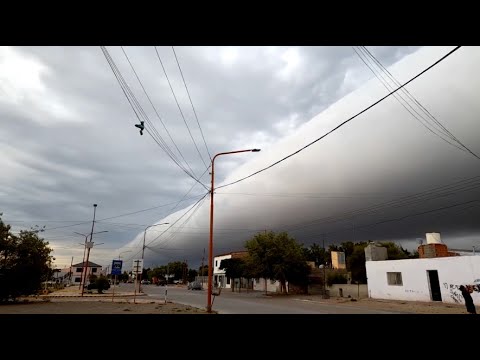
[
  {"left": 100, "top": 46, "right": 209, "bottom": 191},
  {"left": 120, "top": 46, "right": 200, "bottom": 180},
  {"left": 359, "top": 46, "right": 480, "bottom": 161},
  {"left": 281, "top": 174, "right": 480, "bottom": 233},
  {"left": 171, "top": 46, "right": 213, "bottom": 162},
  {"left": 324, "top": 198, "right": 480, "bottom": 238},
  {"left": 121, "top": 192, "right": 209, "bottom": 264},
  {"left": 215, "top": 46, "right": 462, "bottom": 191},
  {"left": 353, "top": 46, "right": 480, "bottom": 159},
  {"left": 154, "top": 46, "right": 209, "bottom": 169},
  {"left": 352, "top": 46, "right": 466, "bottom": 153}
]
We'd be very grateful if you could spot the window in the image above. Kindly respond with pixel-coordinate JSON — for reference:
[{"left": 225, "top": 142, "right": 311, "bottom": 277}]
[
  {"left": 74, "top": 278, "right": 81, "bottom": 283},
  {"left": 227, "top": 277, "right": 230, "bottom": 285},
  {"left": 387, "top": 272, "right": 403, "bottom": 286},
  {"left": 76, "top": 268, "right": 82, "bottom": 273},
  {"left": 215, "top": 260, "right": 218, "bottom": 267},
  {"left": 92, "top": 268, "right": 97, "bottom": 273}
]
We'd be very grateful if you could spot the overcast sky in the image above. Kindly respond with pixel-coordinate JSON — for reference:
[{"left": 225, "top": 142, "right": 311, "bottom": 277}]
[{"left": 1, "top": 45, "right": 479, "bottom": 270}]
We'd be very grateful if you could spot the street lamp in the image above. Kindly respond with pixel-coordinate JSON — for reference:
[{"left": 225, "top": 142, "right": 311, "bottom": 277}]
[
  {"left": 207, "top": 148, "right": 261, "bottom": 313},
  {"left": 139, "top": 222, "right": 169, "bottom": 292}
]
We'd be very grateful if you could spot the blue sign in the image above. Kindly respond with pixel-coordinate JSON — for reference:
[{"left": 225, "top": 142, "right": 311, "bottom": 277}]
[{"left": 111, "top": 260, "right": 123, "bottom": 276}]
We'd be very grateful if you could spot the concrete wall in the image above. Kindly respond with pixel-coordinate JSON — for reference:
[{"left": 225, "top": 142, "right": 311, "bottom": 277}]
[
  {"left": 253, "top": 278, "right": 282, "bottom": 293},
  {"left": 328, "top": 284, "right": 369, "bottom": 299},
  {"left": 366, "top": 256, "right": 480, "bottom": 304}
]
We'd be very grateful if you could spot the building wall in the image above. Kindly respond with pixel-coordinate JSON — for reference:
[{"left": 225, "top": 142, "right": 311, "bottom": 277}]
[
  {"left": 71, "top": 266, "right": 102, "bottom": 285},
  {"left": 328, "top": 284, "right": 369, "bottom": 299},
  {"left": 331, "top": 251, "right": 346, "bottom": 269},
  {"left": 253, "top": 278, "right": 282, "bottom": 293},
  {"left": 213, "top": 254, "right": 232, "bottom": 288},
  {"left": 366, "top": 256, "right": 480, "bottom": 304}
]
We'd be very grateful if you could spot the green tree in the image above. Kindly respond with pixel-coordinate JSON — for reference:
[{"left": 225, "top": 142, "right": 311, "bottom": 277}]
[
  {"left": 304, "top": 243, "right": 328, "bottom": 267},
  {"left": 219, "top": 258, "right": 246, "bottom": 292},
  {"left": 0, "top": 217, "right": 54, "bottom": 302},
  {"left": 245, "top": 231, "right": 310, "bottom": 294},
  {"left": 187, "top": 269, "right": 197, "bottom": 282}
]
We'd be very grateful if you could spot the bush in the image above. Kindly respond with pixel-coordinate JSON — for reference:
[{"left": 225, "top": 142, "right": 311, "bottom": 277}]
[{"left": 327, "top": 273, "right": 348, "bottom": 287}]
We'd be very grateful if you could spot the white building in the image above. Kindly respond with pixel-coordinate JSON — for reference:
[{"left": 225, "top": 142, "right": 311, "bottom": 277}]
[
  {"left": 366, "top": 256, "right": 480, "bottom": 305},
  {"left": 71, "top": 261, "right": 103, "bottom": 285},
  {"left": 213, "top": 251, "right": 249, "bottom": 289}
]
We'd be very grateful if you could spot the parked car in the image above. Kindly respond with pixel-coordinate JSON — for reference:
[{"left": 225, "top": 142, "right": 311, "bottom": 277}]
[
  {"left": 188, "top": 281, "right": 203, "bottom": 290},
  {"left": 141, "top": 280, "right": 150, "bottom": 285}
]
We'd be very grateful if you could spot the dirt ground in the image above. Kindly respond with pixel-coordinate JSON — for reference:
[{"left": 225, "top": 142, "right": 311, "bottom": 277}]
[
  {"left": 314, "top": 296, "right": 479, "bottom": 314},
  {"left": 0, "top": 299, "right": 209, "bottom": 314},
  {"left": 0, "top": 295, "right": 477, "bottom": 314}
]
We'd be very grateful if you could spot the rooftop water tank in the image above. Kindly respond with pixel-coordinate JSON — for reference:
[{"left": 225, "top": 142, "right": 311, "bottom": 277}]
[{"left": 426, "top": 232, "right": 442, "bottom": 244}]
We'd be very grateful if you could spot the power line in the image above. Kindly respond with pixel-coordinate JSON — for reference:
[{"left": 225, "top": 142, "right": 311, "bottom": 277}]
[
  {"left": 100, "top": 46, "right": 209, "bottom": 191},
  {"left": 360, "top": 46, "right": 479, "bottom": 161},
  {"left": 121, "top": 192, "right": 209, "bottom": 264},
  {"left": 216, "top": 46, "right": 462, "bottom": 191},
  {"left": 120, "top": 46, "right": 200, "bottom": 179},
  {"left": 171, "top": 46, "right": 212, "bottom": 162},
  {"left": 354, "top": 46, "right": 479, "bottom": 159},
  {"left": 326, "top": 198, "right": 480, "bottom": 237},
  {"left": 281, "top": 174, "right": 480, "bottom": 233},
  {"left": 154, "top": 46, "right": 209, "bottom": 169},
  {"left": 352, "top": 46, "right": 467, "bottom": 153}
]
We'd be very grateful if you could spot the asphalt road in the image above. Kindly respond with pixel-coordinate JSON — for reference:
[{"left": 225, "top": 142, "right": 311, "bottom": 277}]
[{"left": 127, "top": 284, "right": 402, "bottom": 314}]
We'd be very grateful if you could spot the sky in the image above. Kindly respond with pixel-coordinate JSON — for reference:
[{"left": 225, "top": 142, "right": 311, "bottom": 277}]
[{"left": 1, "top": 45, "right": 479, "bottom": 271}]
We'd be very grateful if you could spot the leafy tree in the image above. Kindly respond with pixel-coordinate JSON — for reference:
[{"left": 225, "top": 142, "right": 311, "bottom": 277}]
[
  {"left": 166, "top": 261, "right": 185, "bottom": 280},
  {"left": 219, "top": 258, "right": 246, "bottom": 292},
  {"left": 304, "top": 243, "right": 328, "bottom": 267},
  {"left": 187, "top": 269, "right": 198, "bottom": 282},
  {"left": 0, "top": 217, "right": 54, "bottom": 302},
  {"left": 245, "top": 231, "right": 310, "bottom": 294}
]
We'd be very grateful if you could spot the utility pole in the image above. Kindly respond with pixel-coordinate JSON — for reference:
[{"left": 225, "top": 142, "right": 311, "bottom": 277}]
[
  {"left": 69, "top": 256, "right": 73, "bottom": 285},
  {"left": 323, "top": 233, "right": 327, "bottom": 299},
  {"left": 133, "top": 259, "right": 141, "bottom": 304},
  {"left": 201, "top": 248, "right": 205, "bottom": 285},
  {"left": 81, "top": 204, "right": 97, "bottom": 296}
]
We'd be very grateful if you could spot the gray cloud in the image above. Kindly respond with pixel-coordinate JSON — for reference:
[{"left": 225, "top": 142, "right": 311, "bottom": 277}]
[{"left": 6, "top": 45, "right": 475, "bottom": 271}]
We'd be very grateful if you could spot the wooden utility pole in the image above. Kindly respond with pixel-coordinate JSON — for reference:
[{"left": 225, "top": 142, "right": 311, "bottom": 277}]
[
  {"left": 323, "top": 234, "right": 327, "bottom": 298},
  {"left": 69, "top": 257, "right": 74, "bottom": 284},
  {"left": 201, "top": 248, "right": 205, "bottom": 284}
]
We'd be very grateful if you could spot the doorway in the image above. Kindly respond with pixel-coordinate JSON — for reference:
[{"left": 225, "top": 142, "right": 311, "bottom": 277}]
[{"left": 427, "top": 270, "right": 442, "bottom": 301}]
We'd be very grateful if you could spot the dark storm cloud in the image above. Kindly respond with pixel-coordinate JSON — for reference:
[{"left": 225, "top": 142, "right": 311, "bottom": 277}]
[
  {"left": 1, "top": 45, "right": 433, "bottom": 268},
  {"left": 121, "top": 46, "right": 480, "bottom": 268}
]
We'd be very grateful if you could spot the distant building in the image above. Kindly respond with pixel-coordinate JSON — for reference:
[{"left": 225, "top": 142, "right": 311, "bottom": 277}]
[
  {"left": 331, "top": 251, "right": 346, "bottom": 269},
  {"left": 71, "top": 261, "right": 102, "bottom": 285},
  {"left": 213, "top": 251, "right": 248, "bottom": 289}
]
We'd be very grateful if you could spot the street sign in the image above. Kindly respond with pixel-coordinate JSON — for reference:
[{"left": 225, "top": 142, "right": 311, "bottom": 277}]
[
  {"left": 111, "top": 260, "right": 123, "bottom": 276},
  {"left": 132, "top": 259, "right": 144, "bottom": 274}
]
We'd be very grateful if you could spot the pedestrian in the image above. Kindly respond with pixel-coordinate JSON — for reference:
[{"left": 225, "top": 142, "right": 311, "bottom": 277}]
[{"left": 459, "top": 285, "right": 477, "bottom": 314}]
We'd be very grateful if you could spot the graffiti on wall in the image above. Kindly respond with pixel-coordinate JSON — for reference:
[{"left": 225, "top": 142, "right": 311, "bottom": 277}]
[{"left": 443, "top": 282, "right": 480, "bottom": 303}]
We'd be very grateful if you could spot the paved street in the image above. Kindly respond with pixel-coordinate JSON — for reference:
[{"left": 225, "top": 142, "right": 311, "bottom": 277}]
[{"left": 133, "top": 284, "right": 405, "bottom": 314}]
